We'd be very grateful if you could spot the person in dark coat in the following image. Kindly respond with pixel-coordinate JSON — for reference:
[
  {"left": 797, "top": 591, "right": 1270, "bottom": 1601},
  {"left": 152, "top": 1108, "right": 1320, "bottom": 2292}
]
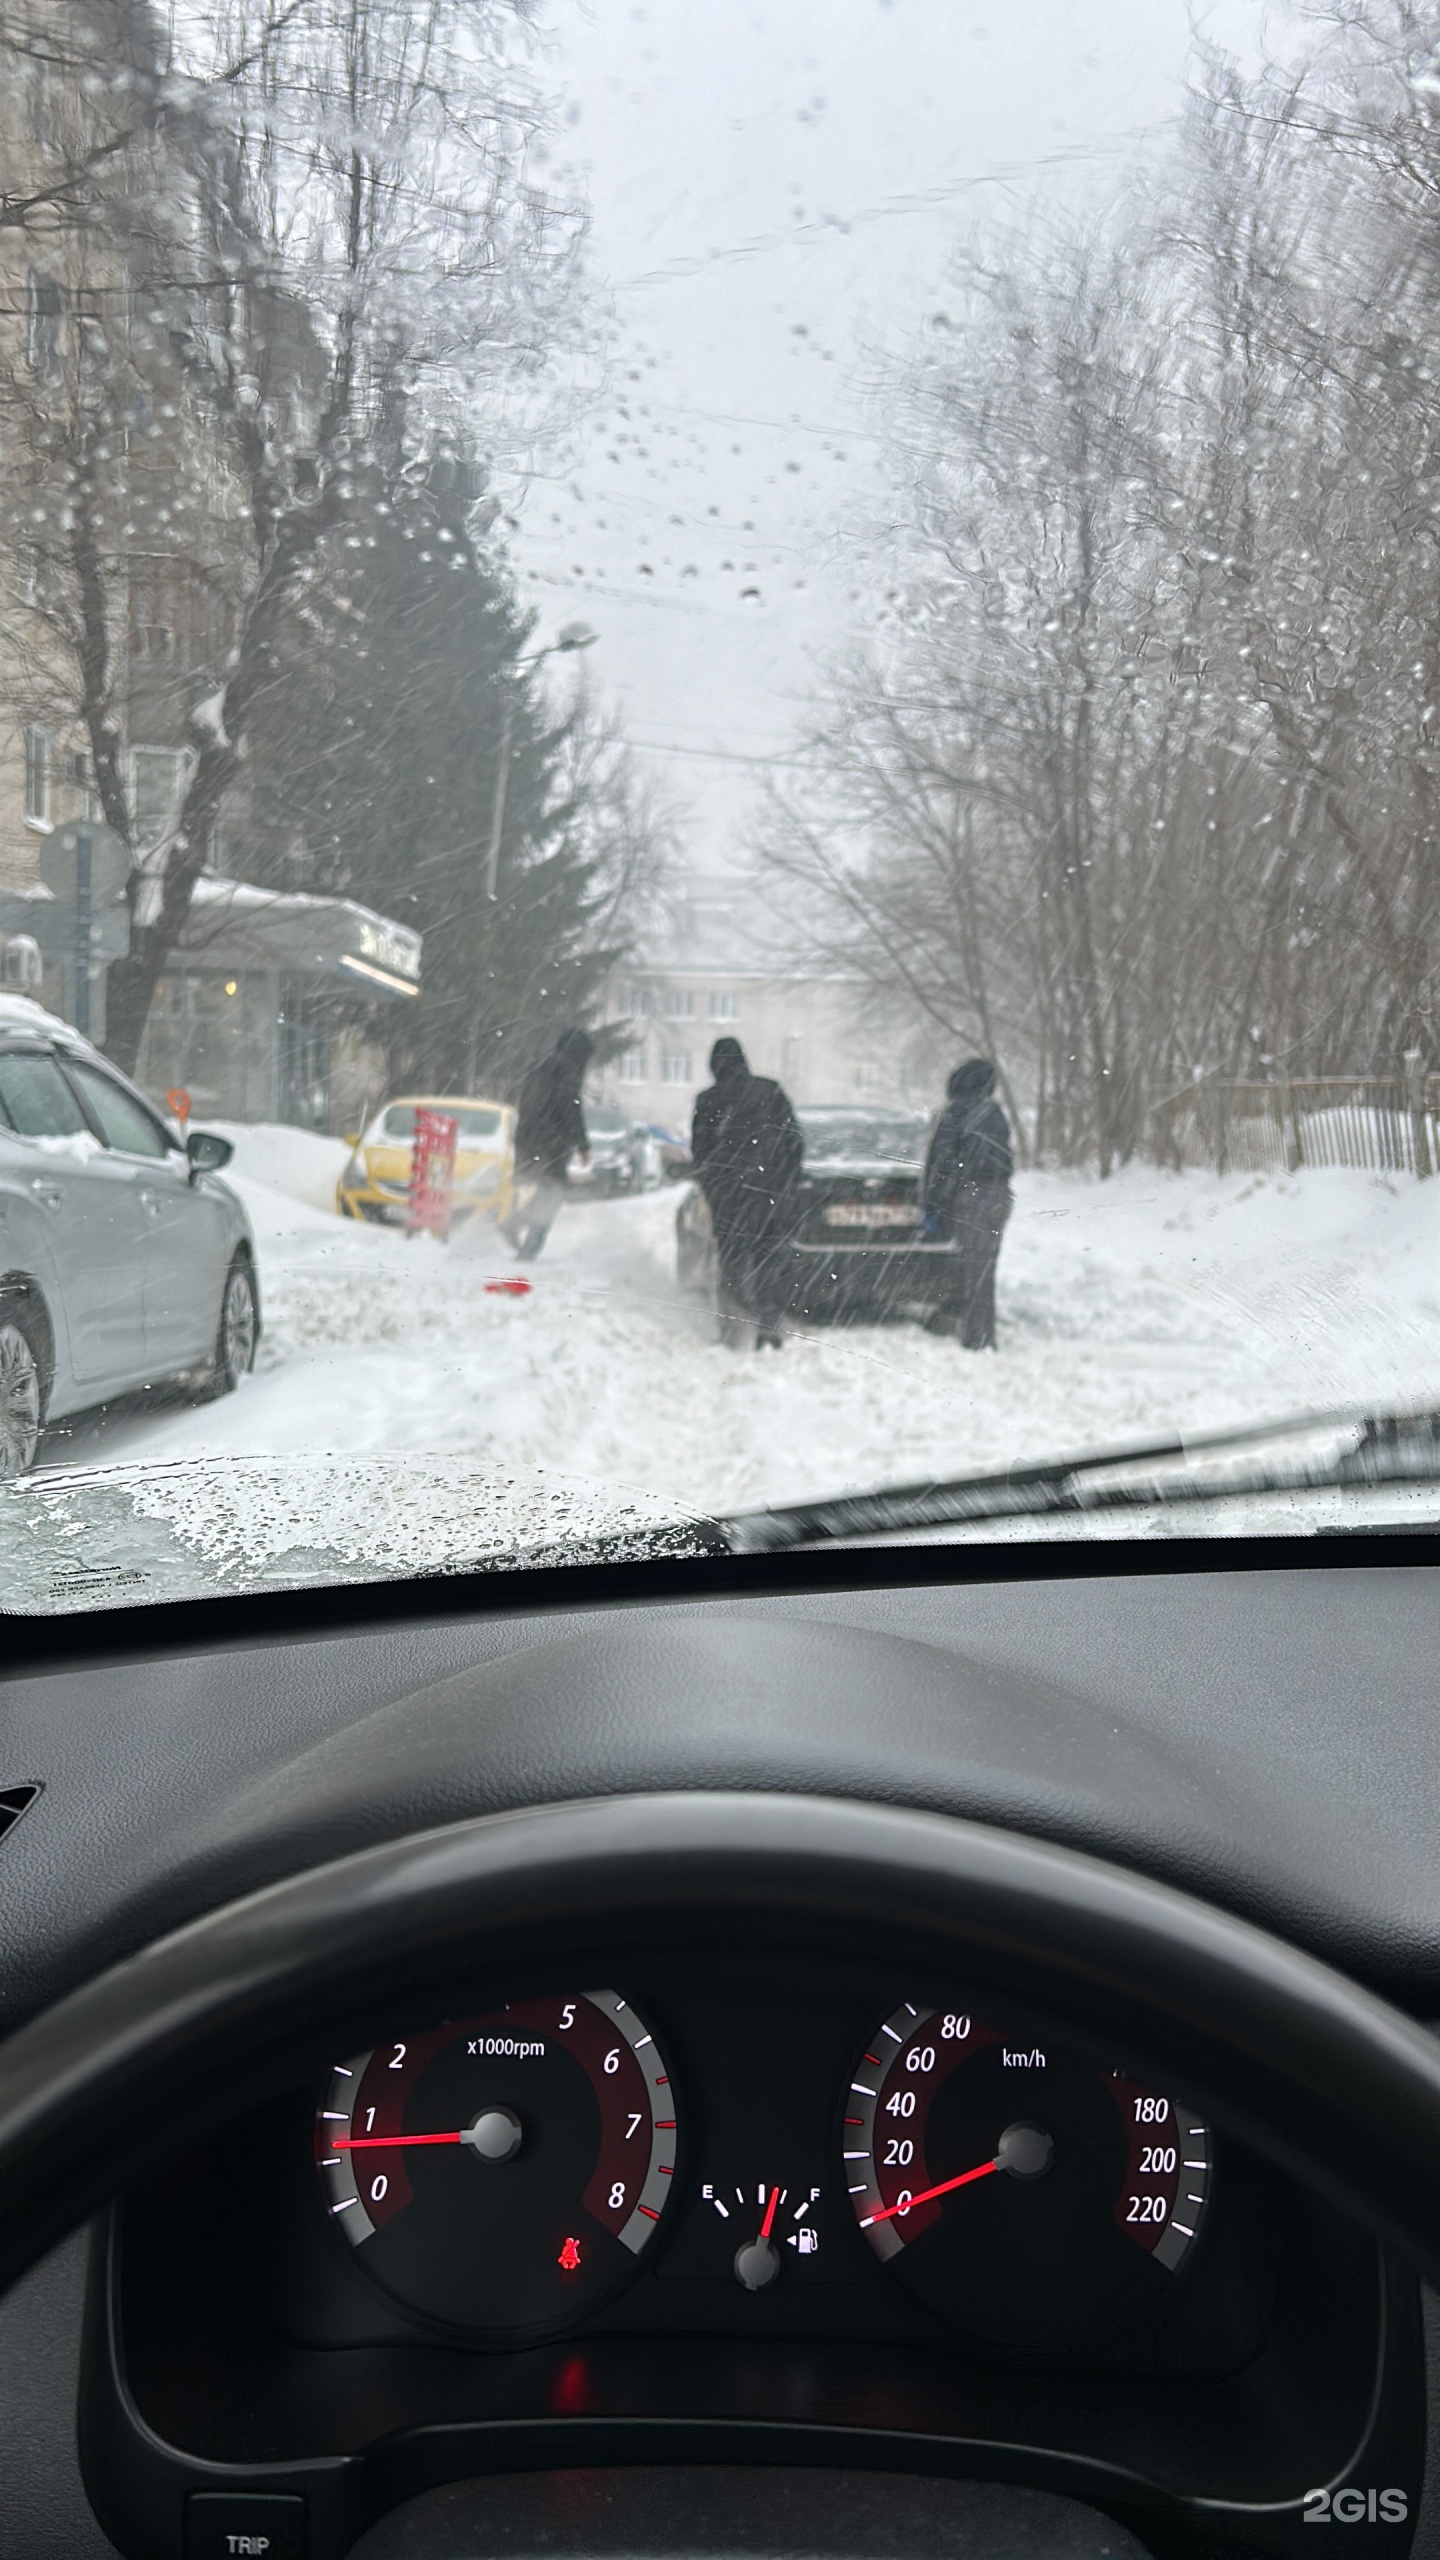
[
  {"left": 690, "top": 1036, "right": 803, "bottom": 1348},
  {"left": 921, "top": 1058, "right": 1014, "bottom": 1348},
  {"left": 502, "top": 1028, "right": 593, "bottom": 1258}
]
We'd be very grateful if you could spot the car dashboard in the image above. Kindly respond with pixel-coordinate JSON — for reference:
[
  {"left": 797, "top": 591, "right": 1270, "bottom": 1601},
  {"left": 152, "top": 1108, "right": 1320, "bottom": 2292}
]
[
  {"left": 86, "top": 1956, "right": 1420, "bottom": 2560},
  {"left": 1, "top": 1558, "right": 1438, "bottom": 2560}
]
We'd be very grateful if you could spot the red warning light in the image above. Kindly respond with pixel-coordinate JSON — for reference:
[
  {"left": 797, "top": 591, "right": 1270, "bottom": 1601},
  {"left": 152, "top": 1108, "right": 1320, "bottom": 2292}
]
[{"left": 558, "top": 2235, "right": 582, "bottom": 2272}]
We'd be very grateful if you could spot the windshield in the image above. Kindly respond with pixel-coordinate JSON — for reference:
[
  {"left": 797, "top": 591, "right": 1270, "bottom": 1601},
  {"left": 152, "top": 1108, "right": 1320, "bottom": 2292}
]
[
  {"left": 798, "top": 1112, "right": 928, "bottom": 1169},
  {"left": 2, "top": 0, "right": 1439, "bottom": 1607}
]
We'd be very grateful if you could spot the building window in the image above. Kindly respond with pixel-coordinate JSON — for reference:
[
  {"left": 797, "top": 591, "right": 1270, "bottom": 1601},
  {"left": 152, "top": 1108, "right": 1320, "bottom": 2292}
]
[
  {"left": 660, "top": 1051, "right": 692, "bottom": 1085},
  {"left": 618, "top": 1047, "right": 647, "bottom": 1083},
  {"left": 22, "top": 47, "right": 53, "bottom": 150},
  {"left": 24, "top": 726, "right": 50, "bottom": 827},
  {"left": 661, "top": 988, "right": 694, "bottom": 1018},
  {"left": 77, "top": 311, "right": 107, "bottom": 379},
  {"left": 71, "top": 750, "right": 101, "bottom": 822},
  {"left": 128, "top": 564, "right": 178, "bottom": 663},
  {"left": 131, "top": 746, "right": 186, "bottom": 846},
  {"left": 708, "top": 990, "right": 739, "bottom": 1020},
  {"left": 26, "top": 271, "right": 61, "bottom": 378},
  {"left": 128, "top": 563, "right": 228, "bottom": 675},
  {"left": 615, "top": 982, "right": 649, "bottom": 1017}
]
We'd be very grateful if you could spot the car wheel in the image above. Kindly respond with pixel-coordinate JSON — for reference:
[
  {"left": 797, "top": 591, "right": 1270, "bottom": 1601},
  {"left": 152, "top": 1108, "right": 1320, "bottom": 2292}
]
[
  {"left": 0, "top": 1309, "right": 43, "bottom": 1478},
  {"left": 209, "top": 1254, "right": 258, "bottom": 1397}
]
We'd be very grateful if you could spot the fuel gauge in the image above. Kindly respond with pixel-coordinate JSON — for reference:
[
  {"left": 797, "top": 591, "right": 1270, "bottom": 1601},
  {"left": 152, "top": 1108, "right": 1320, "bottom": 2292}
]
[{"left": 700, "top": 2178, "right": 826, "bottom": 2288}]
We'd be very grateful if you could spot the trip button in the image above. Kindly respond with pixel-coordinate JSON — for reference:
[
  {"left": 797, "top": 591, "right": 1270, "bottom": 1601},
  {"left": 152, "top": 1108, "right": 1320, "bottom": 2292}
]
[{"left": 185, "top": 2492, "right": 306, "bottom": 2559}]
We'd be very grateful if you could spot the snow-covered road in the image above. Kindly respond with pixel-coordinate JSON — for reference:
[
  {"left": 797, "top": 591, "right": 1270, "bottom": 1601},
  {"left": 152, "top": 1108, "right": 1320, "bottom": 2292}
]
[{"left": 44, "top": 1123, "right": 1440, "bottom": 1522}]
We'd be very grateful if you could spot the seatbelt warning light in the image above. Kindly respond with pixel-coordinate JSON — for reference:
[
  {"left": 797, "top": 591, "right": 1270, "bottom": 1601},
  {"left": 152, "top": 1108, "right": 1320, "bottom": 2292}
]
[{"left": 558, "top": 2235, "right": 582, "bottom": 2271}]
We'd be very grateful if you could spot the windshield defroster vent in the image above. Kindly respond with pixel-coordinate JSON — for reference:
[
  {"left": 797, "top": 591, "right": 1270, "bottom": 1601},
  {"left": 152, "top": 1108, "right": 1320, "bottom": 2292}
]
[{"left": 0, "top": 1785, "right": 40, "bottom": 1847}]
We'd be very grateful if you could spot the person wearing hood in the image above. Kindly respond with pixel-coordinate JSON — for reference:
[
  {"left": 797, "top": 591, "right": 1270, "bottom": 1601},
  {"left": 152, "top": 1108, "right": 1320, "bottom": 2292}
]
[
  {"left": 690, "top": 1036, "right": 803, "bottom": 1348},
  {"left": 502, "top": 1028, "right": 593, "bottom": 1258},
  {"left": 921, "top": 1058, "right": 1014, "bottom": 1348}
]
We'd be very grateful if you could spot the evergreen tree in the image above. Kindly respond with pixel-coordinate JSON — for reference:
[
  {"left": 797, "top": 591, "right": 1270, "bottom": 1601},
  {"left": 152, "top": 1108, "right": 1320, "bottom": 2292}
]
[{"left": 240, "top": 461, "right": 672, "bottom": 1095}]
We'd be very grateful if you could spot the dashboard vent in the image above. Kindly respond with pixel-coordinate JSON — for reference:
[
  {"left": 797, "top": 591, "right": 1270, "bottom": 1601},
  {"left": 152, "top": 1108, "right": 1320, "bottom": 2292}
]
[{"left": 0, "top": 1784, "right": 40, "bottom": 1846}]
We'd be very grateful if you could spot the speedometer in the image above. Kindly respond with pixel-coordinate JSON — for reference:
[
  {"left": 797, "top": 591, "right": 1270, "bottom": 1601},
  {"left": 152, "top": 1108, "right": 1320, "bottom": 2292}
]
[
  {"left": 316, "top": 1990, "right": 678, "bottom": 2339},
  {"left": 844, "top": 2001, "right": 1212, "bottom": 2353}
]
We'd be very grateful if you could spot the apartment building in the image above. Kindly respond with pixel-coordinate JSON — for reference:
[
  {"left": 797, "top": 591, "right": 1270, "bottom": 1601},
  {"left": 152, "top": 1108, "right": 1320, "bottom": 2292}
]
[
  {"left": 0, "top": 4, "right": 418, "bottom": 1118},
  {"left": 595, "top": 877, "right": 940, "bottom": 1129},
  {"left": 0, "top": 3, "right": 246, "bottom": 943}
]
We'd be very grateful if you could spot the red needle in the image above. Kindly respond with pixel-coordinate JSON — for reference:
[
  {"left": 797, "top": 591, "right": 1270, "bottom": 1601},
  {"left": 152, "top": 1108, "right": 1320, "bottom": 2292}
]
[
  {"left": 334, "top": 2132, "right": 462, "bottom": 2150},
  {"left": 867, "top": 2157, "right": 1000, "bottom": 2222},
  {"left": 760, "top": 2185, "right": 781, "bottom": 2239}
]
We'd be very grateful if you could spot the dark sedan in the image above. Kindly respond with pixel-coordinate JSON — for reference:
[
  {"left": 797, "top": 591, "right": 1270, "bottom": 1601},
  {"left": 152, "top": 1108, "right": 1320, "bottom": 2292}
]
[{"left": 677, "top": 1104, "right": 957, "bottom": 1321}]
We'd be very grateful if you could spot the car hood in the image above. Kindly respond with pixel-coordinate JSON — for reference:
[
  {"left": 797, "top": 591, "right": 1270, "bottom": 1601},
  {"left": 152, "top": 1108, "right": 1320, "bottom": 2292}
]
[
  {"left": 2, "top": 1407, "right": 1438, "bottom": 1614},
  {"left": 0, "top": 1456, "right": 717, "bottom": 1613}
]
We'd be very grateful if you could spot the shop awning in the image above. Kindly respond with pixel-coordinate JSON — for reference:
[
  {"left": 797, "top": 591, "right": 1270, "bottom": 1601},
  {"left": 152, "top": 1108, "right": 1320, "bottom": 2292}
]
[{"left": 177, "top": 877, "right": 421, "bottom": 997}]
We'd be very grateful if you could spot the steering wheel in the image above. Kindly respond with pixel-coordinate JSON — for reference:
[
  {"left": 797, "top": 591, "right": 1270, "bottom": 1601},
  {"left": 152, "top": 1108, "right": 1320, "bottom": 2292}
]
[{"left": 2, "top": 1790, "right": 1440, "bottom": 2298}]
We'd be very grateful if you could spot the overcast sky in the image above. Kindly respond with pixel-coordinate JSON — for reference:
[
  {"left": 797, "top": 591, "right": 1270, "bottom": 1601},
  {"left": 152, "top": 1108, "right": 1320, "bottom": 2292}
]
[{"left": 511, "top": 0, "right": 1281, "bottom": 880}]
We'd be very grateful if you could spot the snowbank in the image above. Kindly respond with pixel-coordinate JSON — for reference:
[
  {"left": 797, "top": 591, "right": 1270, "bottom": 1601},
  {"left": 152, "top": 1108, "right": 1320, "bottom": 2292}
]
[
  {"left": 52, "top": 1160, "right": 1440, "bottom": 1551},
  {"left": 206, "top": 1120, "right": 353, "bottom": 1217}
]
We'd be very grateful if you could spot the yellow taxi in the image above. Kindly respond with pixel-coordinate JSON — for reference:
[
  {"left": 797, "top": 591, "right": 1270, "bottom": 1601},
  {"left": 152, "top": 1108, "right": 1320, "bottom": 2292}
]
[{"left": 335, "top": 1095, "right": 516, "bottom": 1229}]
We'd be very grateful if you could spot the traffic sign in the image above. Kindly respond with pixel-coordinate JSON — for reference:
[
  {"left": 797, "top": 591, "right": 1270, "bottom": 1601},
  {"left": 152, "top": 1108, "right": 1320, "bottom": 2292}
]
[{"left": 39, "top": 821, "right": 130, "bottom": 906}]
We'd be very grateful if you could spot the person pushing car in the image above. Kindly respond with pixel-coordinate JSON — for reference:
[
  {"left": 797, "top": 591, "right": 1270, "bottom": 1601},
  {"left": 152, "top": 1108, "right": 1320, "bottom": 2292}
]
[
  {"left": 690, "top": 1037, "right": 803, "bottom": 1349},
  {"left": 502, "top": 1028, "right": 592, "bottom": 1259},
  {"left": 921, "top": 1057, "right": 1014, "bottom": 1347}
]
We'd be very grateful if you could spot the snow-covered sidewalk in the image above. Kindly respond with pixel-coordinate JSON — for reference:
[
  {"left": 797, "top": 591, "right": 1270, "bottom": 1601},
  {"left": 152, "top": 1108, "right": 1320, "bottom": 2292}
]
[{"left": 45, "top": 1125, "right": 1440, "bottom": 1521}]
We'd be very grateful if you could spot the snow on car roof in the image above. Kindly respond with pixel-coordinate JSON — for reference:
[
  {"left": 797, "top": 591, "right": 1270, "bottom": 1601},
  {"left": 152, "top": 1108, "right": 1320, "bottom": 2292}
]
[
  {"left": 797, "top": 1105, "right": 927, "bottom": 1121},
  {"left": 377, "top": 1093, "right": 509, "bottom": 1110},
  {"left": 0, "top": 993, "right": 98, "bottom": 1049}
]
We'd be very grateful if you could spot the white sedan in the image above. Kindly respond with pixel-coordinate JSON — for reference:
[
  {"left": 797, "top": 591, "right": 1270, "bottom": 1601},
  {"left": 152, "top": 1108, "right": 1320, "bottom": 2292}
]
[{"left": 0, "top": 998, "right": 258, "bottom": 1475}]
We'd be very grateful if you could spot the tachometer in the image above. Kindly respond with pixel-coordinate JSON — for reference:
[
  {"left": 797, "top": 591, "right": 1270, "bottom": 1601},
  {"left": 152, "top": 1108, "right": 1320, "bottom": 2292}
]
[
  {"left": 316, "top": 1990, "right": 678, "bottom": 2338},
  {"left": 845, "top": 2001, "right": 1211, "bottom": 2352}
]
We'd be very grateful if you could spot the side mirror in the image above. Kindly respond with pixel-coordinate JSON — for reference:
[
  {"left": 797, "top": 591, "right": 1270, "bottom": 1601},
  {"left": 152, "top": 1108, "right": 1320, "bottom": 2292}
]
[
  {"left": 341, "top": 1132, "right": 361, "bottom": 1149},
  {"left": 187, "top": 1129, "right": 235, "bottom": 1181}
]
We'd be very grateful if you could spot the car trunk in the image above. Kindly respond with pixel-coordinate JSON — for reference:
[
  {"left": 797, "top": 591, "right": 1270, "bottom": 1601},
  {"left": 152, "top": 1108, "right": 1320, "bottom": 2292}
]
[{"left": 792, "top": 1163, "right": 924, "bottom": 1244}]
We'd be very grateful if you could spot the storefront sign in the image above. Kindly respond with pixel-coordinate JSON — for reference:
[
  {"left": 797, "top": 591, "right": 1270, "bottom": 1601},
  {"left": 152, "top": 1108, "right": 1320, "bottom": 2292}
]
[{"left": 356, "top": 916, "right": 422, "bottom": 982}]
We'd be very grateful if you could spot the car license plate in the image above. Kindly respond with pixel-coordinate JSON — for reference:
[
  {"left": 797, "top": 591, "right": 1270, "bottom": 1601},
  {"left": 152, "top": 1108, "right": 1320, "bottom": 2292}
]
[{"left": 822, "top": 1202, "right": 922, "bottom": 1229}]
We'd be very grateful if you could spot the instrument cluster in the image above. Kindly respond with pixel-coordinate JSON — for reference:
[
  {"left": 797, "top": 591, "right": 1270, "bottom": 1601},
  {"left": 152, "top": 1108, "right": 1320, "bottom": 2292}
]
[
  {"left": 94, "top": 1963, "right": 1395, "bottom": 2557},
  {"left": 313, "top": 1982, "right": 1213, "bottom": 2355}
]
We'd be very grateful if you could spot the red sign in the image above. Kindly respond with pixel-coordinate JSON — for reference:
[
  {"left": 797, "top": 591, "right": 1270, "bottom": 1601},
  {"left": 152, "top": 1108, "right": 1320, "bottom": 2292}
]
[
  {"left": 165, "top": 1086, "right": 192, "bottom": 1126},
  {"left": 407, "top": 1109, "right": 459, "bottom": 1237}
]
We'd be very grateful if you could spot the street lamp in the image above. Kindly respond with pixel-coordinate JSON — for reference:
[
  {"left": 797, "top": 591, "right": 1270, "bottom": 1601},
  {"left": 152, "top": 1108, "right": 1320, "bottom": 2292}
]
[{"left": 484, "top": 623, "right": 598, "bottom": 901}]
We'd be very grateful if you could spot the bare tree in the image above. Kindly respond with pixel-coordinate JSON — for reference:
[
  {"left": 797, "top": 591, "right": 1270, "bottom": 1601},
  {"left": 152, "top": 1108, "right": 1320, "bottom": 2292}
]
[
  {"left": 0, "top": 0, "right": 589, "bottom": 1069},
  {"left": 756, "top": 21, "right": 1440, "bottom": 1165}
]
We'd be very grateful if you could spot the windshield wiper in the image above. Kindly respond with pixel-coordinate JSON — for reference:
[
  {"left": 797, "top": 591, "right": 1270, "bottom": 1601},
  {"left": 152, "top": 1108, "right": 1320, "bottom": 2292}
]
[
  {"left": 720, "top": 1405, "right": 1440, "bottom": 1554},
  {"left": 7, "top": 1410, "right": 1436, "bottom": 1618}
]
